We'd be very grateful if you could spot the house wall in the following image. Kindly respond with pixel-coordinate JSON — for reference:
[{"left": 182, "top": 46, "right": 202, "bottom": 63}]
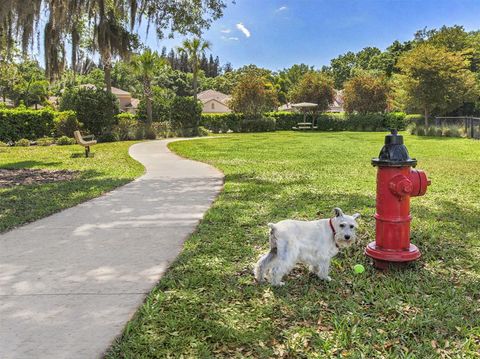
[
  {"left": 202, "top": 100, "right": 231, "bottom": 113},
  {"left": 116, "top": 95, "right": 132, "bottom": 111}
]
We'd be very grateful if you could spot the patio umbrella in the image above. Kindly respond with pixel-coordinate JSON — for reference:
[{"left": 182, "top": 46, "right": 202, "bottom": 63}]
[{"left": 292, "top": 102, "right": 318, "bottom": 127}]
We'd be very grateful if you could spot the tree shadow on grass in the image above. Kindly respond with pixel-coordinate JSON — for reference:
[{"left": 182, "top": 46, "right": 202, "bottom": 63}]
[
  {"left": 102, "top": 166, "right": 480, "bottom": 357},
  {"left": 70, "top": 152, "right": 95, "bottom": 158},
  {"left": 0, "top": 175, "right": 130, "bottom": 233},
  {"left": 0, "top": 160, "right": 62, "bottom": 169}
]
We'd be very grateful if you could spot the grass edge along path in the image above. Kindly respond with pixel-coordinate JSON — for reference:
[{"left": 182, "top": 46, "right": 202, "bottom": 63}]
[{"left": 0, "top": 141, "right": 144, "bottom": 233}]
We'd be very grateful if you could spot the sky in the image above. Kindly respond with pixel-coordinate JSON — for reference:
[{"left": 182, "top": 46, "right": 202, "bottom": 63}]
[{"left": 143, "top": 0, "right": 480, "bottom": 71}]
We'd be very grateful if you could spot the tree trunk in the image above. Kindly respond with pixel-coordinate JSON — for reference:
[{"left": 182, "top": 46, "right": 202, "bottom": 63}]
[
  {"left": 145, "top": 80, "right": 153, "bottom": 127},
  {"left": 104, "top": 57, "right": 112, "bottom": 95},
  {"left": 193, "top": 70, "right": 198, "bottom": 101},
  {"left": 424, "top": 107, "right": 429, "bottom": 129},
  {"left": 103, "top": 52, "right": 114, "bottom": 133}
]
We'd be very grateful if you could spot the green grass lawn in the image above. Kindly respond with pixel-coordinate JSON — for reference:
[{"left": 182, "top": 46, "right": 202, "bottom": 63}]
[
  {"left": 0, "top": 142, "right": 144, "bottom": 233},
  {"left": 107, "top": 131, "right": 480, "bottom": 358}
]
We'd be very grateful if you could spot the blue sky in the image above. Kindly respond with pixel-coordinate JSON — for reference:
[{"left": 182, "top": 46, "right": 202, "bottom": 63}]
[{"left": 144, "top": 0, "right": 480, "bottom": 71}]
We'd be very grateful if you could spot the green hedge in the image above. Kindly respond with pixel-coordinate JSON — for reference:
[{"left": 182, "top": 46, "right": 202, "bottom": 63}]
[
  {"left": 201, "top": 111, "right": 410, "bottom": 133},
  {"left": 200, "top": 113, "right": 243, "bottom": 133},
  {"left": 0, "top": 108, "right": 56, "bottom": 141},
  {"left": 405, "top": 114, "right": 424, "bottom": 125}
]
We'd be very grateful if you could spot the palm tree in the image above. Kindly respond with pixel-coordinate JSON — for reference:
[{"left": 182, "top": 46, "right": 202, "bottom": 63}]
[
  {"left": 131, "top": 48, "right": 162, "bottom": 126},
  {"left": 1, "top": 0, "right": 226, "bottom": 89},
  {"left": 177, "top": 37, "right": 211, "bottom": 100}
]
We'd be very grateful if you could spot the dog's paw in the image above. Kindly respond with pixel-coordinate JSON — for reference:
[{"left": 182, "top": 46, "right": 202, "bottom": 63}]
[
  {"left": 272, "top": 281, "right": 285, "bottom": 287},
  {"left": 319, "top": 276, "right": 332, "bottom": 282}
]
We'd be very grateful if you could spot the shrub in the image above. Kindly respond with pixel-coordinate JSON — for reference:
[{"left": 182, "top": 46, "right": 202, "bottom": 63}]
[
  {"left": 56, "top": 136, "right": 76, "bottom": 145},
  {"left": 201, "top": 111, "right": 409, "bottom": 133},
  {"left": 0, "top": 141, "right": 8, "bottom": 147},
  {"left": 134, "top": 124, "right": 146, "bottom": 140},
  {"left": 407, "top": 122, "right": 416, "bottom": 135},
  {"left": 54, "top": 111, "right": 81, "bottom": 137},
  {"left": 151, "top": 121, "right": 175, "bottom": 138},
  {"left": 15, "top": 138, "right": 31, "bottom": 146},
  {"left": 443, "top": 125, "right": 462, "bottom": 138},
  {"left": 137, "top": 87, "right": 175, "bottom": 122},
  {"left": 316, "top": 113, "right": 346, "bottom": 131},
  {"left": 416, "top": 127, "right": 425, "bottom": 136},
  {"left": 198, "top": 126, "right": 210, "bottom": 137},
  {"left": 240, "top": 116, "right": 276, "bottom": 132},
  {"left": 426, "top": 126, "right": 437, "bottom": 136},
  {"left": 344, "top": 113, "right": 383, "bottom": 131},
  {"left": 97, "top": 132, "right": 119, "bottom": 143},
  {"left": 405, "top": 114, "right": 424, "bottom": 125},
  {"left": 114, "top": 114, "right": 138, "bottom": 140},
  {"left": 384, "top": 112, "right": 408, "bottom": 130},
  {"left": 36, "top": 137, "right": 54, "bottom": 146},
  {"left": 170, "top": 96, "right": 202, "bottom": 134},
  {"left": 200, "top": 113, "right": 242, "bottom": 133},
  {"left": 0, "top": 108, "right": 56, "bottom": 141},
  {"left": 145, "top": 127, "right": 156, "bottom": 140},
  {"left": 59, "top": 87, "right": 119, "bottom": 136},
  {"left": 266, "top": 112, "right": 303, "bottom": 130},
  {"left": 435, "top": 127, "right": 443, "bottom": 137}
]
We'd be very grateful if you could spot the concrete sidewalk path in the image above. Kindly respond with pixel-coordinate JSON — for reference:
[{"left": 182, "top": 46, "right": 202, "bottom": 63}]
[{"left": 0, "top": 139, "right": 224, "bottom": 359}]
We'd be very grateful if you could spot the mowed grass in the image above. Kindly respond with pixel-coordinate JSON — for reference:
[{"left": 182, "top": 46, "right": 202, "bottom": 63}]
[
  {"left": 0, "top": 142, "right": 144, "bottom": 233},
  {"left": 108, "top": 132, "right": 480, "bottom": 358}
]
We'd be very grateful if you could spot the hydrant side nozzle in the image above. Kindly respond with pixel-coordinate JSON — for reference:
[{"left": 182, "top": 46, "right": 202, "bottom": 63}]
[{"left": 408, "top": 169, "right": 430, "bottom": 197}]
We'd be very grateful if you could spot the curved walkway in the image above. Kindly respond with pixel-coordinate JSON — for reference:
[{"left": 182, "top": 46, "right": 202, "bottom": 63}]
[{"left": 0, "top": 139, "right": 224, "bottom": 359}]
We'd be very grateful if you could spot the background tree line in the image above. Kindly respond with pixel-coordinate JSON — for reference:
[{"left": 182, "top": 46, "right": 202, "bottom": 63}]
[{"left": 0, "top": 10, "right": 479, "bottom": 130}]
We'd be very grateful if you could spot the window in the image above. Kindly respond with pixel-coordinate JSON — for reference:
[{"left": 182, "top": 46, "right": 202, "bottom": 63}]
[{"left": 211, "top": 103, "right": 215, "bottom": 109}]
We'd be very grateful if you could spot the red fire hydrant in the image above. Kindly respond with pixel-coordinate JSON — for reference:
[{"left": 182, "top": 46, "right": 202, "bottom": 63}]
[{"left": 365, "top": 130, "right": 431, "bottom": 269}]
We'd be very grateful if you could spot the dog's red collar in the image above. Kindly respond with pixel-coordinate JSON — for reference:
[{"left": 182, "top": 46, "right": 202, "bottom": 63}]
[
  {"left": 329, "top": 218, "right": 339, "bottom": 249},
  {"left": 329, "top": 218, "right": 336, "bottom": 236}
]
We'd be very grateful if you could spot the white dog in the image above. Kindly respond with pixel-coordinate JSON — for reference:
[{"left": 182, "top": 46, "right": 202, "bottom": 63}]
[{"left": 254, "top": 208, "right": 360, "bottom": 286}]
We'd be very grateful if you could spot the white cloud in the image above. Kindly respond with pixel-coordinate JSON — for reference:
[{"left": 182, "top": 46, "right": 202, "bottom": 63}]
[
  {"left": 220, "top": 29, "right": 231, "bottom": 33},
  {"left": 236, "top": 23, "right": 251, "bottom": 38},
  {"left": 221, "top": 36, "right": 239, "bottom": 41},
  {"left": 276, "top": 6, "right": 288, "bottom": 12}
]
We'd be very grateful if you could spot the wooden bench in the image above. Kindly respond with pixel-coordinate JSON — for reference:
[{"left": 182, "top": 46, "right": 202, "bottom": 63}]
[{"left": 73, "top": 130, "right": 97, "bottom": 157}]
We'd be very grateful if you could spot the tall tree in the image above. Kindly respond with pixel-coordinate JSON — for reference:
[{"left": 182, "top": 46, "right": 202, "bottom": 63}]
[
  {"left": 343, "top": 72, "right": 389, "bottom": 114},
  {"left": 177, "top": 37, "right": 211, "bottom": 100},
  {"left": 229, "top": 71, "right": 279, "bottom": 117},
  {"left": 131, "top": 48, "right": 163, "bottom": 127},
  {"left": 289, "top": 72, "right": 335, "bottom": 112},
  {"left": 393, "top": 43, "right": 479, "bottom": 127},
  {"left": 1, "top": 0, "right": 228, "bottom": 88}
]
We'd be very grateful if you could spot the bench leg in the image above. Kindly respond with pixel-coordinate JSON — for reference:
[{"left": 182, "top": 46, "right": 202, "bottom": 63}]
[{"left": 85, "top": 146, "right": 90, "bottom": 158}]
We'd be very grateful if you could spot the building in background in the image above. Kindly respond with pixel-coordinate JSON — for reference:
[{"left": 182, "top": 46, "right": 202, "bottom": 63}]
[{"left": 198, "top": 90, "right": 232, "bottom": 113}]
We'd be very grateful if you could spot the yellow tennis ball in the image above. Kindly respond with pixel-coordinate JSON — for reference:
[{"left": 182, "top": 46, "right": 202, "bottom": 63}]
[{"left": 354, "top": 264, "right": 365, "bottom": 274}]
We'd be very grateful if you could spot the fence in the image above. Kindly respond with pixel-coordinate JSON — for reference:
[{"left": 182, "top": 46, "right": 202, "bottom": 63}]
[{"left": 434, "top": 116, "right": 480, "bottom": 139}]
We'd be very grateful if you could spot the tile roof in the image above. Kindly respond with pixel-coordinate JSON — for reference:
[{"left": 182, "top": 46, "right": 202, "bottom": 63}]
[{"left": 197, "top": 90, "right": 230, "bottom": 104}]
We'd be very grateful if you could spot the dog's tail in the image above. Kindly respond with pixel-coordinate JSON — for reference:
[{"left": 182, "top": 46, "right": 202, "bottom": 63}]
[{"left": 254, "top": 224, "right": 278, "bottom": 283}]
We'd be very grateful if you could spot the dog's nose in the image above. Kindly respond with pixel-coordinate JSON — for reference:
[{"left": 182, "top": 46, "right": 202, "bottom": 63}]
[{"left": 344, "top": 235, "right": 351, "bottom": 240}]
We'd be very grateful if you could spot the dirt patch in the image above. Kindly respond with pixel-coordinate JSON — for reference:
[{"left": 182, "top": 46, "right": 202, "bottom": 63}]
[{"left": 0, "top": 168, "right": 79, "bottom": 188}]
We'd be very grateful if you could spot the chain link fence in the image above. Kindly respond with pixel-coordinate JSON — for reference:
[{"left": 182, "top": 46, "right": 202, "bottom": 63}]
[{"left": 435, "top": 117, "right": 480, "bottom": 139}]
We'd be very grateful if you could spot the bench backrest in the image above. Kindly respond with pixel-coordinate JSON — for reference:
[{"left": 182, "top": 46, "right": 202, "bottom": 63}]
[{"left": 74, "top": 130, "right": 87, "bottom": 145}]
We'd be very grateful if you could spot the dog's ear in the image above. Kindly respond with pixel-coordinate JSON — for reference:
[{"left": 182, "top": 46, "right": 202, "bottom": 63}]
[
  {"left": 352, "top": 213, "right": 361, "bottom": 220},
  {"left": 333, "top": 207, "right": 344, "bottom": 217}
]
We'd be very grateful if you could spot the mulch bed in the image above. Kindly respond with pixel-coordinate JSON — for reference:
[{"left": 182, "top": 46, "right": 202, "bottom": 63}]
[{"left": 0, "top": 168, "right": 79, "bottom": 188}]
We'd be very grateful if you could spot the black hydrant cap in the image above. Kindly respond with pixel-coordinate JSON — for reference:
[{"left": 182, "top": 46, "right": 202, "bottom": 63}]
[{"left": 372, "top": 129, "right": 417, "bottom": 167}]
